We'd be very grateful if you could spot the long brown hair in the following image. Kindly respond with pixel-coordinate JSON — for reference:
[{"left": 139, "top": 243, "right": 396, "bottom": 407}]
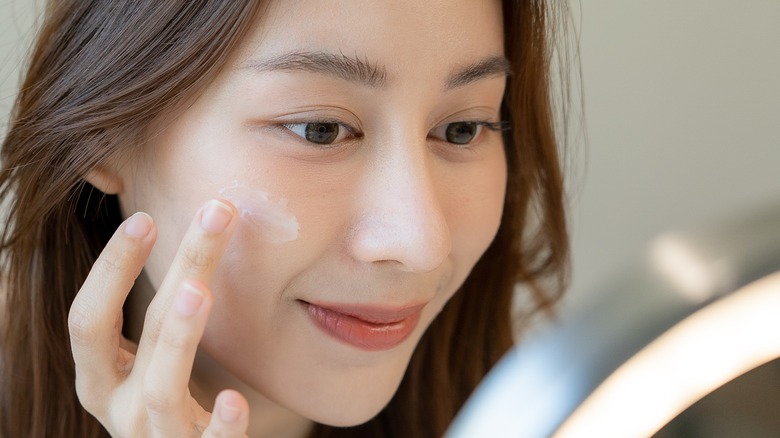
[{"left": 0, "top": 1, "right": 570, "bottom": 437}]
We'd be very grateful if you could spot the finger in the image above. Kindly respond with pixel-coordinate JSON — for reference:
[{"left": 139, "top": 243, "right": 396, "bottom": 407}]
[
  {"left": 142, "top": 280, "right": 212, "bottom": 435},
  {"left": 202, "top": 390, "right": 250, "bottom": 438},
  {"left": 68, "top": 212, "right": 156, "bottom": 412},
  {"left": 135, "top": 199, "right": 237, "bottom": 364}
]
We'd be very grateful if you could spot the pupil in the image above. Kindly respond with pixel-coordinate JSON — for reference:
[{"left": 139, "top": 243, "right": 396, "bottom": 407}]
[
  {"left": 446, "top": 122, "right": 477, "bottom": 144},
  {"left": 305, "top": 123, "right": 339, "bottom": 144}
]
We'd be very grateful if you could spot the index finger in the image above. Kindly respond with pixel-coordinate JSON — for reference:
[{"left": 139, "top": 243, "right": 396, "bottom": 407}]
[
  {"left": 135, "top": 199, "right": 238, "bottom": 363},
  {"left": 69, "top": 212, "right": 156, "bottom": 410}
]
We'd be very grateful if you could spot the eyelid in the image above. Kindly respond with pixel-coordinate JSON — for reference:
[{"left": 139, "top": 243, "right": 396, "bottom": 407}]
[
  {"left": 428, "top": 120, "right": 510, "bottom": 145},
  {"left": 280, "top": 119, "right": 363, "bottom": 147},
  {"left": 473, "top": 120, "right": 511, "bottom": 132},
  {"left": 281, "top": 119, "right": 355, "bottom": 132},
  {"left": 273, "top": 106, "right": 362, "bottom": 128}
]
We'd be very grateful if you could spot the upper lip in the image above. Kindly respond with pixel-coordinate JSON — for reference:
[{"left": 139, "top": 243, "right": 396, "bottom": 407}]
[{"left": 302, "top": 300, "right": 427, "bottom": 324}]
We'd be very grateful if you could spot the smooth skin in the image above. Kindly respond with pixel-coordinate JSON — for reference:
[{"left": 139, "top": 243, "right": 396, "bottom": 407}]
[
  {"left": 69, "top": 0, "right": 507, "bottom": 436},
  {"left": 69, "top": 202, "right": 252, "bottom": 437}
]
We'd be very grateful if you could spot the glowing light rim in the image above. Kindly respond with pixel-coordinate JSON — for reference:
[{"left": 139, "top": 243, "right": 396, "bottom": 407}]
[{"left": 554, "top": 270, "right": 780, "bottom": 438}]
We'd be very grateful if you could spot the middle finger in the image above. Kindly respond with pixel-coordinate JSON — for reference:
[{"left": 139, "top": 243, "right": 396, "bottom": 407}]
[{"left": 135, "top": 199, "right": 237, "bottom": 366}]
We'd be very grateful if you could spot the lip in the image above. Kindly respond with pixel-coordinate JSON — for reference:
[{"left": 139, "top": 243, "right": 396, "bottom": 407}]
[{"left": 302, "top": 301, "right": 425, "bottom": 351}]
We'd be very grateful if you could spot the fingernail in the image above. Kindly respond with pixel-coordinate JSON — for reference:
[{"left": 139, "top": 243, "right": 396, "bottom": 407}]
[
  {"left": 219, "top": 401, "right": 241, "bottom": 423},
  {"left": 175, "top": 282, "right": 205, "bottom": 316},
  {"left": 124, "top": 212, "right": 152, "bottom": 238},
  {"left": 200, "top": 200, "right": 233, "bottom": 234}
]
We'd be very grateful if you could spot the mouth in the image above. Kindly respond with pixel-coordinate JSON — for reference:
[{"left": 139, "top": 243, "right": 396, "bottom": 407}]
[{"left": 300, "top": 300, "right": 426, "bottom": 351}]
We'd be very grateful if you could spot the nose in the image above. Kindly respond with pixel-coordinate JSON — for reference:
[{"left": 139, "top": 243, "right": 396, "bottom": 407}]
[{"left": 349, "top": 140, "right": 452, "bottom": 273}]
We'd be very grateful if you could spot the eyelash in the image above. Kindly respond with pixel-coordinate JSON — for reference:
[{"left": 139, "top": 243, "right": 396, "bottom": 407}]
[
  {"left": 281, "top": 119, "right": 362, "bottom": 147},
  {"left": 470, "top": 121, "right": 511, "bottom": 134},
  {"left": 279, "top": 119, "right": 510, "bottom": 148}
]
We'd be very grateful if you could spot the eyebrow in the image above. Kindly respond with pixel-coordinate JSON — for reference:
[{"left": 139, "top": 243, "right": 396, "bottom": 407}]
[
  {"left": 241, "top": 50, "right": 511, "bottom": 90},
  {"left": 445, "top": 55, "right": 512, "bottom": 90},
  {"left": 242, "top": 51, "right": 388, "bottom": 88}
]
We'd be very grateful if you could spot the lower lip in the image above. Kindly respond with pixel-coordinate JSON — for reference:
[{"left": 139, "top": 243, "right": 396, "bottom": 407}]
[{"left": 303, "top": 302, "right": 423, "bottom": 351}]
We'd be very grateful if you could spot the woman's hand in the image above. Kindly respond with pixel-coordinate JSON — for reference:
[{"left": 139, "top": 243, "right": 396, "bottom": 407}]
[{"left": 68, "top": 199, "right": 250, "bottom": 437}]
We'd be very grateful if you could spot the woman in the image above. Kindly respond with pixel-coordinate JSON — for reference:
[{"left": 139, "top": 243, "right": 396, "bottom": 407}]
[{"left": 0, "top": 0, "right": 569, "bottom": 436}]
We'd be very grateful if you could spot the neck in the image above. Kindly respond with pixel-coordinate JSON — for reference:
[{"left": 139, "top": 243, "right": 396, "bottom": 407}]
[{"left": 126, "top": 274, "right": 314, "bottom": 438}]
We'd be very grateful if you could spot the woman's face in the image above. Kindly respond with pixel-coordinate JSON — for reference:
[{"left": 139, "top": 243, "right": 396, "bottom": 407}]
[{"left": 118, "top": 0, "right": 507, "bottom": 426}]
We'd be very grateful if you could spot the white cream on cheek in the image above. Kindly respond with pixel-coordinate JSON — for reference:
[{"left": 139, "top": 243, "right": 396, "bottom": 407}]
[{"left": 218, "top": 181, "right": 300, "bottom": 243}]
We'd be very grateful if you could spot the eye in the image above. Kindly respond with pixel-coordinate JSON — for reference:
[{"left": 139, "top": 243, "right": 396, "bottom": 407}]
[
  {"left": 429, "top": 121, "right": 510, "bottom": 146},
  {"left": 429, "top": 122, "right": 483, "bottom": 145},
  {"left": 283, "top": 122, "right": 354, "bottom": 146}
]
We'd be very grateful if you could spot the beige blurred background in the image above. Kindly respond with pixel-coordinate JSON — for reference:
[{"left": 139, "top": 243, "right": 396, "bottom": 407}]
[
  {"left": 566, "top": 1, "right": 780, "bottom": 312},
  {"left": 1, "top": 1, "right": 779, "bottom": 313}
]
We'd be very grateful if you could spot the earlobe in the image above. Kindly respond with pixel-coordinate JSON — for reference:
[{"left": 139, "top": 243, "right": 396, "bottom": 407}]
[{"left": 84, "top": 166, "right": 124, "bottom": 195}]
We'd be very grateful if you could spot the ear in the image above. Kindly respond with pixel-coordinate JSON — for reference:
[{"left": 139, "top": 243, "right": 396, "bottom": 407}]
[{"left": 84, "top": 165, "right": 124, "bottom": 195}]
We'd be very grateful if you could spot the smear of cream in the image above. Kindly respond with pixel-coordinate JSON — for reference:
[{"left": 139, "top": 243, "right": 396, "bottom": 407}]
[{"left": 218, "top": 181, "right": 299, "bottom": 243}]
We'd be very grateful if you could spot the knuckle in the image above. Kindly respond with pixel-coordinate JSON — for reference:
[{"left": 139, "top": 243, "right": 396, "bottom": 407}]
[
  {"left": 181, "top": 246, "right": 214, "bottom": 274},
  {"left": 142, "top": 380, "right": 178, "bottom": 414},
  {"left": 89, "top": 233, "right": 146, "bottom": 285},
  {"left": 67, "top": 303, "right": 99, "bottom": 346},
  {"left": 192, "top": 422, "right": 207, "bottom": 436},
  {"left": 146, "top": 301, "right": 197, "bottom": 352},
  {"left": 74, "top": 376, "right": 101, "bottom": 413},
  {"left": 93, "top": 248, "right": 133, "bottom": 276},
  {"left": 162, "top": 331, "right": 191, "bottom": 351},
  {"left": 160, "top": 324, "right": 193, "bottom": 351},
  {"left": 143, "top": 306, "right": 166, "bottom": 344}
]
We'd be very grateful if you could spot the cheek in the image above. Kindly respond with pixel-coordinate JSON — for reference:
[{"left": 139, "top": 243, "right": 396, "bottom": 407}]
[
  {"left": 202, "top": 168, "right": 353, "bottom": 323},
  {"left": 125, "top": 181, "right": 197, "bottom": 289},
  {"left": 445, "top": 159, "right": 507, "bottom": 263},
  {"left": 126, "top": 131, "right": 302, "bottom": 288},
  {"left": 420, "top": 154, "right": 507, "bottom": 318},
  {"left": 219, "top": 181, "right": 300, "bottom": 244},
  {"left": 205, "top": 173, "right": 355, "bottom": 316}
]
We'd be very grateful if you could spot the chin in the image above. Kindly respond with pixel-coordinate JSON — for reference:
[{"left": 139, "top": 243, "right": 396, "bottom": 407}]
[
  {"left": 310, "top": 400, "right": 390, "bottom": 428},
  {"left": 280, "top": 365, "right": 406, "bottom": 427}
]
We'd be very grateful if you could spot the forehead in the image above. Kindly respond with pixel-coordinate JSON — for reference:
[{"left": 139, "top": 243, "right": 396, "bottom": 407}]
[{"left": 233, "top": 0, "right": 505, "bottom": 81}]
